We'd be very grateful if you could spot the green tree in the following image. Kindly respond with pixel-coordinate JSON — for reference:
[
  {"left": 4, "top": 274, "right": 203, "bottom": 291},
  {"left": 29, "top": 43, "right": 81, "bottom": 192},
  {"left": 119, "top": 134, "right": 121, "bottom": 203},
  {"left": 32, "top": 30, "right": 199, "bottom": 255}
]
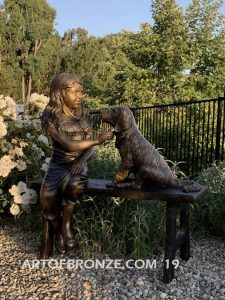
[
  {"left": 61, "top": 28, "right": 104, "bottom": 79},
  {"left": 0, "top": 3, "right": 5, "bottom": 69},
  {"left": 101, "top": 31, "right": 155, "bottom": 107},
  {"left": 185, "top": 0, "right": 225, "bottom": 99},
  {"left": 150, "top": 0, "right": 189, "bottom": 103},
  {"left": 32, "top": 32, "right": 62, "bottom": 95},
  {"left": 118, "top": 25, "right": 157, "bottom": 106},
  {"left": 3, "top": 0, "right": 56, "bottom": 104}
]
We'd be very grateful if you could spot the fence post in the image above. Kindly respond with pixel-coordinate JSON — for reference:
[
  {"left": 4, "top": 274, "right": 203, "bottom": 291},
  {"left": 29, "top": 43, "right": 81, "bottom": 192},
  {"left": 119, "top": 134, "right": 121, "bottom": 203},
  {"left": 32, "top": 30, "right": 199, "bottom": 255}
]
[{"left": 215, "top": 98, "right": 223, "bottom": 161}]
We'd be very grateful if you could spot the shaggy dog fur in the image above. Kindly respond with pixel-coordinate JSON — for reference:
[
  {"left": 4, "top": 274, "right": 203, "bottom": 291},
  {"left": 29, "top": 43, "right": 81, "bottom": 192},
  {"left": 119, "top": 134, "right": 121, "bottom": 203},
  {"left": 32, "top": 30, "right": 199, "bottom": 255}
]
[{"left": 101, "top": 106, "right": 200, "bottom": 192}]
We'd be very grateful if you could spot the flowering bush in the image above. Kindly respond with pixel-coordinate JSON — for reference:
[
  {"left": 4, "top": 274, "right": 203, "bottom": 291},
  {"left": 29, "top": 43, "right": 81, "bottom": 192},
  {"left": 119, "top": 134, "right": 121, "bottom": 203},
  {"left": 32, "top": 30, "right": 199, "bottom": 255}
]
[
  {"left": 30, "top": 93, "right": 49, "bottom": 112},
  {"left": 0, "top": 94, "right": 51, "bottom": 217},
  {"left": 0, "top": 95, "right": 17, "bottom": 120}
]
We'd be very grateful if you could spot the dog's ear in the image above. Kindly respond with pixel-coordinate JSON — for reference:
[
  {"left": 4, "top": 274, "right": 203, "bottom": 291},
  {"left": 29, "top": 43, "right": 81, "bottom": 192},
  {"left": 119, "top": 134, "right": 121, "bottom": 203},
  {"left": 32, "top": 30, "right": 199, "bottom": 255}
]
[{"left": 114, "top": 107, "right": 134, "bottom": 133}]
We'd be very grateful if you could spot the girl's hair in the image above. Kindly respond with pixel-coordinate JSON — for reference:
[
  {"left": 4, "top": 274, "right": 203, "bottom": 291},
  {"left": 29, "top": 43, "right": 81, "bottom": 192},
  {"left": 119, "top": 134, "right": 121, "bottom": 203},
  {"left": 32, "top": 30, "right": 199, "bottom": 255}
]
[
  {"left": 49, "top": 72, "right": 83, "bottom": 108},
  {"left": 41, "top": 72, "right": 83, "bottom": 132}
]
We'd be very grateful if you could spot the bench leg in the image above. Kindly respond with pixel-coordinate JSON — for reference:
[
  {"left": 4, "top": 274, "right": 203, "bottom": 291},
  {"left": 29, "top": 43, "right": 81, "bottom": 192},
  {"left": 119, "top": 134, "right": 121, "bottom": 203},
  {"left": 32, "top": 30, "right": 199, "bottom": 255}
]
[
  {"left": 162, "top": 202, "right": 177, "bottom": 284},
  {"left": 40, "top": 219, "right": 54, "bottom": 259},
  {"left": 180, "top": 204, "right": 190, "bottom": 260}
]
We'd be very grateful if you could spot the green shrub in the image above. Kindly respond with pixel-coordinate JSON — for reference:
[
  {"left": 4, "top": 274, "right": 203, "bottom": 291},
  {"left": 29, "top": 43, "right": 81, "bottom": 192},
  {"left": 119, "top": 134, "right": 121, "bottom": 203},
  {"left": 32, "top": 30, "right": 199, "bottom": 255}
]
[
  {"left": 73, "top": 143, "right": 165, "bottom": 259},
  {"left": 87, "top": 141, "right": 120, "bottom": 179},
  {"left": 191, "top": 161, "right": 225, "bottom": 234},
  {"left": 73, "top": 195, "right": 165, "bottom": 259}
]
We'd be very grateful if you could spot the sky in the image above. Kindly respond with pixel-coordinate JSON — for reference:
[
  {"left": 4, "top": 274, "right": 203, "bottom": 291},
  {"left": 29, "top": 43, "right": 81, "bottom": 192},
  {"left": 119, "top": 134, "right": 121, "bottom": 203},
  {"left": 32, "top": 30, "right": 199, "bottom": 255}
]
[{"left": 47, "top": 0, "right": 225, "bottom": 37}]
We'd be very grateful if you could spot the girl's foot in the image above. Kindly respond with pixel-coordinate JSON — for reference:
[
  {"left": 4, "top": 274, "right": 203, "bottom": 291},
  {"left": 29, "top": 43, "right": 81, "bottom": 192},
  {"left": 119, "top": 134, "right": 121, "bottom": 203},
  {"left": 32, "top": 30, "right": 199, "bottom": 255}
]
[
  {"left": 63, "top": 223, "right": 76, "bottom": 251},
  {"left": 55, "top": 233, "right": 66, "bottom": 254}
]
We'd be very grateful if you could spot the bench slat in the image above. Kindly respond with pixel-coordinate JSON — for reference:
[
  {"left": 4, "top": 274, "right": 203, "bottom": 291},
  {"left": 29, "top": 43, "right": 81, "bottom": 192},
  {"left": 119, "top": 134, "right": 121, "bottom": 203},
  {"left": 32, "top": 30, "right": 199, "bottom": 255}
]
[{"left": 29, "top": 178, "right": 208, "bottom": 204}]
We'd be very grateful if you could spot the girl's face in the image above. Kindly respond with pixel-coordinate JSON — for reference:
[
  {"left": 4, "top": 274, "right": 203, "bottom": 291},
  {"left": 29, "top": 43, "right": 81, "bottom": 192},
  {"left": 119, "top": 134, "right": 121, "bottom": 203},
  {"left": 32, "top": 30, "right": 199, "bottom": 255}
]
[{"left": 63, "top": 83, "right": 84, "bottom": 109}]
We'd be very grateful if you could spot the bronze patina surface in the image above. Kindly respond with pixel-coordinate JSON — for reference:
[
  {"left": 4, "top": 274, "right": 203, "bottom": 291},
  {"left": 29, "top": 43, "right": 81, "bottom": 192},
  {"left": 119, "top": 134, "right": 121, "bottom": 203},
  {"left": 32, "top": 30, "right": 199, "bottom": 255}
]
[
  {"left": 40, "top": 73, "right": 113, "bottom": 258},
  {"left": 29, "top": 177, "right": 208, "bottom": 284},
  {"left": 101, "top": 106, "right": 201, "bottom": 192}
]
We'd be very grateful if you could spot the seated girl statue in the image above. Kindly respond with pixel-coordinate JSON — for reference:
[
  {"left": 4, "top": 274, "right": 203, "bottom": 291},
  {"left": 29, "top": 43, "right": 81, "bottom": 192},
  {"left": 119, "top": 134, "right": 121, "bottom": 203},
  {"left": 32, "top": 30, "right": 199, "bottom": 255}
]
[{"left": 40, "top": 72, "right": 114, "bottom": 258}]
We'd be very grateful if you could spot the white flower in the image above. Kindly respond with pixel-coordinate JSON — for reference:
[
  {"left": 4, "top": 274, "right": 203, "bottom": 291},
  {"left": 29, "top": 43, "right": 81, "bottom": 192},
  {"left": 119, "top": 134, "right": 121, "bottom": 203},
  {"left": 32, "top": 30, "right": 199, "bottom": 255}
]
[
  {"left": 20, "top": 193, "right": 30, "bottom": 205},
  {"left": 41, "top": 163, "right": 48, "bottom": 172},
  {"left": 45, "top": 157, "right": 51, "bottom": 164},
  {"left": 16, "top": 114, "right": 32, "bottom": 128},
  {"left": 31, "top": 119, "right": 41, "bottom": 130},
  {"left": 9, "top": 182, "right": 37, "bottom": 205},
  {"left": 9, "top": 185, "right": 20, "bottom": 197},
  {"left": 30, "top": 93, "right": 49, "bottom": 111},
  {"left": 0, "top": 116, "right": 7, "bottom": 138},
  {"left": 0, "top": 155, "right": 17, "bottom": 177},
  {"left": 41, "top": 157, "right": 51, "bottom": 172},
  {"left": 9, "top": 204, "right": 20, "bottom": 216},
  {"left": 13, "top": 194, "right": 23, "bottom": 204},
  {"left": 16, "top": 104, "right": 25, "bottom": 115},
  {"left": 38, "top": 134, "right": 48, "bottom": 145},
  {"left": 9, "top": 182, "right": 27, "bottom": 196},
  {"left": 26, "top": 133, "right": 34, "bottom": 139},
  {"left": 11, "top": 138, "right": 18, "bottom": 144},
  {"left": 9, "top": 146, "right": 24, "bottom": 159},
  {"left": 18, "top": 181, "right": 27, "bottom": 193},
  {"left": 16, "top": 160, "right": 27, "bottom": 171},
  {"left": 14, "top": 147, "right": 24, "bottom": 157},
  {"left": 15, "top": 116, "right": 23, "bottom": 129},
  {"left": 0, "top": 95, "right": 16, "bottom": 120},
  {"left": 26, "top": 189, "right": 37, "bottom": 204},
  {"left": 19, "top": 141, "right": 28, "bottom": 148},
  {"left": 32, "top": 143, "right": 45, "bottom": 160},
  {"left": 0, "top": 95, "right": 6, "bottom": 109}
]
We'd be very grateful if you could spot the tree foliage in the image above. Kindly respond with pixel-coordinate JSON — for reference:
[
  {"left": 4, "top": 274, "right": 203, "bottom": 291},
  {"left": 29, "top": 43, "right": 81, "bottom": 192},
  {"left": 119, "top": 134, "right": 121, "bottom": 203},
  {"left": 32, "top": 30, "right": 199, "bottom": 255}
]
[
  {"left": 185, "top": 0, "right": 225, "bottom": 99},
  {"left": 0, "top": 0, "right": 224, "bottom": 107},
  {"left": 1, "top": 0, "right": 56, "bottom": 103}
]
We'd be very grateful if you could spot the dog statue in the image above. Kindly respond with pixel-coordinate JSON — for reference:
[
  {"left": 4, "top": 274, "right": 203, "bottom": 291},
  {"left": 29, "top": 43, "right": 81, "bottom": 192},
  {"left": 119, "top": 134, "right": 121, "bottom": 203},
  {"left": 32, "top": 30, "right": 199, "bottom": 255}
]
[{"left": 100, "top": 106, "right": 201, "bottom": 192}]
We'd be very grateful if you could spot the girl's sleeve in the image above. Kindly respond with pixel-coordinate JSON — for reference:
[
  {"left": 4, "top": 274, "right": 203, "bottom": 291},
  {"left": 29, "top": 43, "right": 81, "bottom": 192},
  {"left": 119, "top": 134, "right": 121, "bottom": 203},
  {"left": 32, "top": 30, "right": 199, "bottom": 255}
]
[{"left": 41, "top": 108, "right": 57, "bottom": 136}]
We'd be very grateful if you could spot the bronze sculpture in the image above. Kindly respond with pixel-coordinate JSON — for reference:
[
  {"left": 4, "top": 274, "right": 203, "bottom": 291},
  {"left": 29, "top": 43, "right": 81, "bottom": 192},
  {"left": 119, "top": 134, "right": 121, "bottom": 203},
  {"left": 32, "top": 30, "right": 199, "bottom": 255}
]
[
  {"left": 40, "top": 73, "right": 114, "bottom": 258},
  {"left": 101, "top": 106, "right": 201, "bottom": 192}
]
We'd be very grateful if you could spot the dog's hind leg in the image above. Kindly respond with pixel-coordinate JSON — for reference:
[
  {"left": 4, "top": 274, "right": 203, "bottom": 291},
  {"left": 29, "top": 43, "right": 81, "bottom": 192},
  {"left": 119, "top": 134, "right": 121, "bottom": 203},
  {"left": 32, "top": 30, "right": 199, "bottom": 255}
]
[
  {"left": 114, "top": 168, "right": 147, "bottom": 189},
  {"left": 114, "top": 168, "right": 130, "bottom": 183},
  {"left": 111, "top": 167, "right": 151, "bottom": 189},
  {"left": 106, "top": 167, "right": 130, "bottom": 188},
  {"left": 134, "top": 166, "right": 172, "bottom": 189}
]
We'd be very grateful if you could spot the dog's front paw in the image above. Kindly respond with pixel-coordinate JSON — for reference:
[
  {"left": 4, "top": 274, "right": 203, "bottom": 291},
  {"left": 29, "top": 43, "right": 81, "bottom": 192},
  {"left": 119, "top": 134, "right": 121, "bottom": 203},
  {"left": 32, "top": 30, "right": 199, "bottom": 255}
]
[
  {"left": 131, "top": 182, "right": 142, "bottom": 190},
  {"left": 114, "top": 172, "right": 125, "bottom": 183},
  {"left": 106, "top": 182, "right": 117, "bottom": 188}
]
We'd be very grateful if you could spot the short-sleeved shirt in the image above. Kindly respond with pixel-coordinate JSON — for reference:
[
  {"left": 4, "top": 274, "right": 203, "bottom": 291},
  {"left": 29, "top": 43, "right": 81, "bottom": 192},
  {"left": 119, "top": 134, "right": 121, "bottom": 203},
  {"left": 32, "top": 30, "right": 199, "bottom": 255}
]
[{"left": 41, "top": 108, "right": 92, "bottom": 164}]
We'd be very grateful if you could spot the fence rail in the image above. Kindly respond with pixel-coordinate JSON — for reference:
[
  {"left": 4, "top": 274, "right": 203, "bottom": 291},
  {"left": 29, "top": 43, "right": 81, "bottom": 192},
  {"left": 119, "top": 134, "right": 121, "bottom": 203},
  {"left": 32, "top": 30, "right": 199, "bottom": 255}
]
[{"left": 91, "top": 97, "right": 225, "bottom": 178}]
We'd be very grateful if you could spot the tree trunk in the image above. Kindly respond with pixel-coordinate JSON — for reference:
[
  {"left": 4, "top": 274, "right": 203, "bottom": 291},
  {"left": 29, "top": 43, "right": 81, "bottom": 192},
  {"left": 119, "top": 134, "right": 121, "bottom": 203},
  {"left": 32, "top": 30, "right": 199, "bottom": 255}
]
[
  {"left": 25, "top": 74, "right": 32, "bottom": 106},
  {"left": 0, "top": 36, "right": 1, "bottom": 70},
  {"left": 22, "top": 76, "right": 26, "bottom": 104},
  {"left": 34, "top": 39, "right": 42, "bottom": 56}
]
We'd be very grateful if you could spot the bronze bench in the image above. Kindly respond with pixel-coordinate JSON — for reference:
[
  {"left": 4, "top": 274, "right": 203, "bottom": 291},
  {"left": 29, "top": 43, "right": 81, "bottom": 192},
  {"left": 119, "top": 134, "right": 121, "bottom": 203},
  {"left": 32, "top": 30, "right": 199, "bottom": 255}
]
[{"left": 29, "top": 178, "right": 208, "bottom": 284}]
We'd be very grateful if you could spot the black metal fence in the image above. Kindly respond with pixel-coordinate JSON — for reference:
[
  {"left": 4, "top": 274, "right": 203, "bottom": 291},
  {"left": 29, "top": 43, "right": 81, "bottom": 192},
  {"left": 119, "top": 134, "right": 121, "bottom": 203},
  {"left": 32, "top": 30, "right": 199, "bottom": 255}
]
[{"left": 91, "top": 96, "right": 225, "bottom": 178}]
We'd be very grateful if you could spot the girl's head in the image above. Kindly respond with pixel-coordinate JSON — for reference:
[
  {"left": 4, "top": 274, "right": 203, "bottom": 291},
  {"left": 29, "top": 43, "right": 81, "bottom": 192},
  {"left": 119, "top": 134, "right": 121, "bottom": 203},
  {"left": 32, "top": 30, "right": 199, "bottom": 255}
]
[{"left": 49, "top": 72, "right": 83, "bottom": 109}]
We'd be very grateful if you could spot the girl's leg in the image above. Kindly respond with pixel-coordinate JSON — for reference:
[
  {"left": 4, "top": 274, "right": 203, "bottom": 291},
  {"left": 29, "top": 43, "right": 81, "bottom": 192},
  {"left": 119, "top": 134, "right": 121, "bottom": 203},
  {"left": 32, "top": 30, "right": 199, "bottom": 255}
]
[
  {"left": 40, "top": 218, "right": 54, "bottom": 259},
  {"left": 40, "top": 183, "right": 65, "bottom": 255},
  {"left": 63, "top": 175, "right": 87, "bottom": 250},
  {"left": 62, "top": 204, "right": 76, "bottom": 250},
  {"left": 50, "top": 215, "right": 66, "bottom": 254}
]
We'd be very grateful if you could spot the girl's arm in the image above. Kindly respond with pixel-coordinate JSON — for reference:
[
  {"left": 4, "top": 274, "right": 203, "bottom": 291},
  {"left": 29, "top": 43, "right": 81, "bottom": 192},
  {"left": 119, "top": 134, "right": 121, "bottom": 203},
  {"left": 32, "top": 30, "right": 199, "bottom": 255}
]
[
  {"left": 47, "top": 125, "right": 114, "bottom": 152},
  {"left": 71, "top": 146, "right": 96, "bottom": 174}
]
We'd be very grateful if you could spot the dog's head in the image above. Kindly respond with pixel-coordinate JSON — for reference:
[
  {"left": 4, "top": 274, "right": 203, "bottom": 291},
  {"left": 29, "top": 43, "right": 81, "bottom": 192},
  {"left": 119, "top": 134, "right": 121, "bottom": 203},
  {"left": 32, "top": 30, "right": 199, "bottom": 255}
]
[{"left": 100, "top": 106, "right": 135, "bottom": 133}]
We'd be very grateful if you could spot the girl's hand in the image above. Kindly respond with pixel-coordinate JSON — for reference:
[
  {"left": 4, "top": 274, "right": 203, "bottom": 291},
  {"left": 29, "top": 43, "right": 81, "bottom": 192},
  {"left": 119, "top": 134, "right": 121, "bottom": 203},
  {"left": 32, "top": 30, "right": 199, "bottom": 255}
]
[
  {"left": 97, "top": 131, "right": 114, "bottom": 145},
  {"left": 71, "top": 160, "right": 84, "bottom": 175}
]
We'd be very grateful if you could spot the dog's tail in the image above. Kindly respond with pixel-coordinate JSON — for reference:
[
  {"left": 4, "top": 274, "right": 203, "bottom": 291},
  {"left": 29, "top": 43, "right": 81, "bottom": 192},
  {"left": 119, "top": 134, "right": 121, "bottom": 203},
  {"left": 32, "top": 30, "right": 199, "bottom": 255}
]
[{"left": 172, "top": 178, "right": 202, "bottom": 193}]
